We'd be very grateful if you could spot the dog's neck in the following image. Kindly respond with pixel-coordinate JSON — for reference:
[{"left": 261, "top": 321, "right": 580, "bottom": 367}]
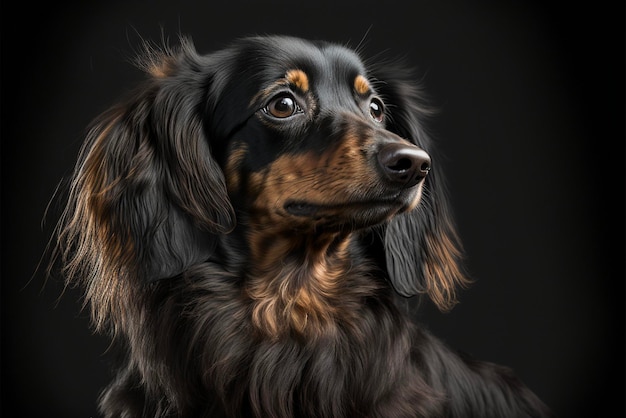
[{"left": 244, "top": 228, "right": 375, "bottom": 340}]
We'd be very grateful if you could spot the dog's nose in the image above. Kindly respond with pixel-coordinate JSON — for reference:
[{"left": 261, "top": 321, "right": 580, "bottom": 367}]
[{"left": 377, "top": 143, "right": 431, "bottom": 188}]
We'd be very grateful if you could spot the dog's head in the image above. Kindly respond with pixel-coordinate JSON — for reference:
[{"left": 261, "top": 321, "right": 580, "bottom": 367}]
[
  {"left": 211, "top": 37, "right": 431, "bottom": 234},
  {"left": 53, "top": 36, "right": 468, "bottom": 329}
]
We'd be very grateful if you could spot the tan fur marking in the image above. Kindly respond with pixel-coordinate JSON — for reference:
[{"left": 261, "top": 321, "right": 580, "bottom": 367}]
[
  {"left": 285, "top": 69, "right": 309, "bottom": 92},
  {"left": 247, "top": 233, "right": 356, "bottom": 340},
  {"left": 423, "top": 225, "right": 471, "bottom": 311},
  {"left": 225, "top": 144, "right": 248, "bottom": 191},
  {"left": 251, "top": 69, "right": 315, "bottom": 109},
  {"left": 354, "top": 75, "right": 371, "bottom": 95}
]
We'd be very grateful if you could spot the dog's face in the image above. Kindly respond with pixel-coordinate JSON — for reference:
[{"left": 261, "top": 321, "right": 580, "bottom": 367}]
[{"left": 209, "top": 37, "right": 431, "bottom": 233}]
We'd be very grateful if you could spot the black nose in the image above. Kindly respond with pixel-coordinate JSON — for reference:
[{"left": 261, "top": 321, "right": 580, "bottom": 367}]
[{"left": 377, "top": 143, "right": 431, "bottom": 188}]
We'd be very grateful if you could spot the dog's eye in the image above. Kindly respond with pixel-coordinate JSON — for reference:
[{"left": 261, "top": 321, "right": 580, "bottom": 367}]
[
  {"left": 264, "top": 94, "right": 301, "bottom": 118},
  {"left": 369, "top": 98, "right": 385, "bottom": 123}
]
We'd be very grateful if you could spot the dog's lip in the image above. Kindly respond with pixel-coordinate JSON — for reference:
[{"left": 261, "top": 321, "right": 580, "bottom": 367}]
[{"left": 284, "top": 195, "right": 407, "bottom": 217}]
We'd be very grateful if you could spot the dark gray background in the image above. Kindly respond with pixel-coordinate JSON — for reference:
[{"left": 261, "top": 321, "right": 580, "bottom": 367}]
[{"left": 2, "top": 1, "right": 624, "bottom": 417}]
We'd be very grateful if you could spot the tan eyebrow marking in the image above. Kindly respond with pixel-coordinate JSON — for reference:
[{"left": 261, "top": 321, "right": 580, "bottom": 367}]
[
  {"left": 251, "top": 69, "right": 311, "bottom": 108},
  {"left": 285, "top": 69, "right": 309, "bottom": 93},
  {"left": 354, "top": 75, "right": 371, "bottom": 95}
]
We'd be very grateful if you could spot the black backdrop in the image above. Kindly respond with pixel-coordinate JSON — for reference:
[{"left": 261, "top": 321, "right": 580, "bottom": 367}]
[{"left": 2, "top": 2, "right": 624, "bottom": 417}]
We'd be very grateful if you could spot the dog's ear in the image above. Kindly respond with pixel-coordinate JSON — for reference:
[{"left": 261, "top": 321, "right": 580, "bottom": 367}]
[
  {"left": 373, "top": 63, "right": 471, "bottom": 311},
  {"left": 53, "top": 39, "right": 234, "bottom": 328}
]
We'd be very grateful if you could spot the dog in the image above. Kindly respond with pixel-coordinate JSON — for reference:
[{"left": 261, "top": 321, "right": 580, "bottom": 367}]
[{"left": 49, "top": 35, "right": 553, "bottom": 417}]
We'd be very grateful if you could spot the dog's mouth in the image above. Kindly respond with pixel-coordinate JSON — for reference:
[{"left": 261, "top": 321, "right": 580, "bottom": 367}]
[
  {"left": 284, "top": 201, "right": 322, "bottom": 217},
  {"left": 285, "top": 199, "right": 398, "bottom": 216},
  {"left": 283, "top": 187, "right": 421, "bottom": 227}
]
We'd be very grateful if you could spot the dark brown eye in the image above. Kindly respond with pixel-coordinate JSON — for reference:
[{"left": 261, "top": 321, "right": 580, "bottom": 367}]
[
  {"left": 265, "top": 94, "right": 301, "bottom": 118},
  {"left": 369, "top": 98, "right": 385, "bottom": 123}
]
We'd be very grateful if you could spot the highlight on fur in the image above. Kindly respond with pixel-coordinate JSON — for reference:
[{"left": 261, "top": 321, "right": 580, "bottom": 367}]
[{"left": 48, "top": 35, "right": 552, "bottom": 417}]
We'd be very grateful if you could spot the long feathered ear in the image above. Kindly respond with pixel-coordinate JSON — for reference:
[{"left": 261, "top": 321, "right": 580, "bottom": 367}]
[
  {"left": 52, "top": 39, "right": 235, "bottom": 330},
  {"left": 372, "top": 62, "right": 471, "bottom": 311}
]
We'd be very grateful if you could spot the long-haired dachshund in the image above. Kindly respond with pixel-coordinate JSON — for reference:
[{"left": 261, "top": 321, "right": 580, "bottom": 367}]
[{"left": 50, "top": 35, "right": 552, "bottom": 417}]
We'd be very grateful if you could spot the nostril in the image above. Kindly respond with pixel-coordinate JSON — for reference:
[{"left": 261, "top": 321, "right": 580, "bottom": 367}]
[{"left": 388, "top": 157, "right": 413, "bottom": 172}]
